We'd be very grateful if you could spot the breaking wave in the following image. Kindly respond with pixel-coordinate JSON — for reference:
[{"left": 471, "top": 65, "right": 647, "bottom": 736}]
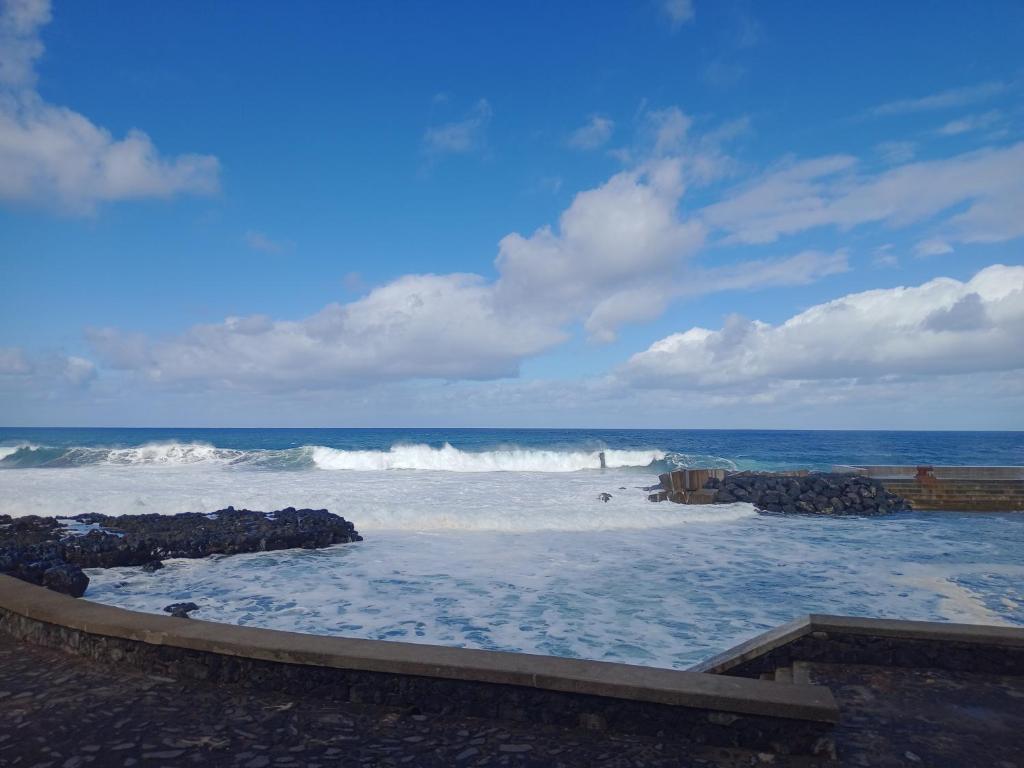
[
  {"left": 310, "top": 444, "right": 665, "bottom": 472},
  {"left": 0, "top": 440, "right": 739, "bottom": 474}
]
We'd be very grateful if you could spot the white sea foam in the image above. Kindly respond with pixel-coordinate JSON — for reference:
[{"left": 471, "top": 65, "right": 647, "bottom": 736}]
[
  {"left": 2, "top": 455, "right": 1021, "bottom": 668},
  {"left": 1, "top": 441, "right": 674, "bottom": 472},
  {"left": 99, "top": 442, "right": 247, "bottom": 465},
  {"left": 82, "top": 514, "right": 1024, "bottom": 669},
  {"left": 0, "top": 463, "right": 751, "bottom": 531},
  {"left": 310, "top": 443, "right": 664, "bottom": 472}
]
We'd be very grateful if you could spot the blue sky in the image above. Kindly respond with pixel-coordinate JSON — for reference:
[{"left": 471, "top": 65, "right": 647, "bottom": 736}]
[{"left": 1, "top": 0, "right": 1023, "bottom": 428}]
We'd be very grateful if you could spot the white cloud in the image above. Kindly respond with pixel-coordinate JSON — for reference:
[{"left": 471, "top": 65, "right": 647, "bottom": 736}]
[
  {"left": 914, "top": 238, "right": 953, "bottom": 258},
  {"left": 869, "top": 81, "right": 1006, "bottom": 116},
  {"left": 89, "top": 155, "right": 712, "bottom": 386},
  {"left": 567, "top": 115, "right": 614, "bottom": 150},
  {"left": 63, "top": 355, "right": 96, "bottom": 386},
  {"left": 496, "top": 157, "right": 705, "bottom": 341},
  {"left": 582, "top": 250, "right": 848, "bottom": 344},
  {"left": 0, "top": 0, "right": 219, "bottom": 214},
  {"left": 662, "top": 0, "right": 695, "bottom": 27},
  {"left": 702, "top": 142, "right": 1024, "bottom": 246},
  {"left": 422, "top": 99, "right": 492, "bottom": 156},
  {"left": 0, "top": 0, "right": 48, "bottom": 88},
  {"left": 621, "top": 264, "right": 1024, "bottom": 392},
  {"left": 938, "top": 110, "right": 1002, "bottom": 136},
  {"left": 89, "top": 274, "right": 566, "bottom": 389},
  {"left": 0, "top": 346, "right": 97, "bottom": 391}
]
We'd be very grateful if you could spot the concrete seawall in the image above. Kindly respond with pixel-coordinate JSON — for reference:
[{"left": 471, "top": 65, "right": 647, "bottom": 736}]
[
  {"left": 0, "top": 575, "right": 838, "bottom": 755},
  {"left": 834, "top": 465, "right": 1024, "bottom": 511}
]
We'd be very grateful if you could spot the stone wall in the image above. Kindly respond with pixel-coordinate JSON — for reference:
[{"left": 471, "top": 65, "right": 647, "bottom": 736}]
[
  {"left": 0, "top": 576, "right": 838, "bottom": 756},
  {"left": 692, "top": 615, "right": 1024, "bottom": 679}
]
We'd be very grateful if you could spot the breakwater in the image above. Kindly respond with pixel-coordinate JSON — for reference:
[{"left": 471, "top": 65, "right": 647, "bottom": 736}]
[
  {"left": 835, "top": 465, "right": 1024, "bottom": 512},
  {"left": 654, "top": 466, "right": 1024, "bottom": 513},
  {"left": 651, "top": 469, "right": 910, "bottom": 515}
]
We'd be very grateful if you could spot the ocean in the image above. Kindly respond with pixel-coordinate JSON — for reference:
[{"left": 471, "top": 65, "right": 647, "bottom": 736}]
[{"left": 2, "top": 427, "right": 1022, "bottom": 668}]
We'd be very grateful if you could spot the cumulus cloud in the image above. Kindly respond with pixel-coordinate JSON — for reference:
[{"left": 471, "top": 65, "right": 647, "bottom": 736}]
[
  {"left": 88, "top": 155, "right": 713, "bottom": 387},
  {"left": 0, "top": 0, "right": 219, "bottom": 213},
  {"left": 422, "top": 99, "right": 492, "bottom": 156},
  {"left": 89, "top": 274, "right": 566, "bottom": 388},
  {"left": 621, "top": 264, "right": 1024, "bottom": 392},
  {"left": 868, "top": 81, "right": 1007, "bottom": 116},
  {"left": 701, "top": 143, "right": 1024, "bottom": 246},
  {"left": 568, "top": 115, "right": 614, "bottom": 150}
]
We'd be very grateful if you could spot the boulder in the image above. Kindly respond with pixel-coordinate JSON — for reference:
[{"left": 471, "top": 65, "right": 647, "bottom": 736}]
[{"left": 164, "top": 602, "right": 200, "bottom": 618}]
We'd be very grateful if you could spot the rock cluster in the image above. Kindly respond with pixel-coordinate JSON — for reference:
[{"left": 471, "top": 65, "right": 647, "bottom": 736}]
[
  {"left": 0, "top": 507, "right": 362, "bottom": 598},
  {"left": 705, "top": 472, "right": 911, "bottom": 516}
]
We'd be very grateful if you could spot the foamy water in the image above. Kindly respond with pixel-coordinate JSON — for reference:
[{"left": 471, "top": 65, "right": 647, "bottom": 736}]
[
  {"left": 82, "top": 513, "right": 1024, "bottom": 668},
  {"left": 2, "top": 434, "right": 1022, "bottom": 669}
]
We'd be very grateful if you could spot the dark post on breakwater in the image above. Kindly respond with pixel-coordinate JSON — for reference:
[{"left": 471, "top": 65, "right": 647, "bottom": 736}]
[{"left": 652, "top": 466, "right": 1024, "bottom": 512}]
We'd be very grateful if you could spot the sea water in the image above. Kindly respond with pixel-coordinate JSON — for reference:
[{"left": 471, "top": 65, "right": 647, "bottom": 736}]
[{"left": 1, "top": 428, "right": 1022, "bottom": 668}]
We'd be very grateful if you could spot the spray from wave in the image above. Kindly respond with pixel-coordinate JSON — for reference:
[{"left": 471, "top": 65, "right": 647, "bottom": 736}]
[
  {"left": 0, "top": 440, "right": 738, "bottom": 474},
  {"left": 310, "top": 444, "right": 665, "bottom": 472}
]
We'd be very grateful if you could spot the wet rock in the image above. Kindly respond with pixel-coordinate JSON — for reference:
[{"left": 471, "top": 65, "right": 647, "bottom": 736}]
[
  {"left": 163, "top": 602, "right": 200, "bottom": 618},
  {"left": 704, "top": 472, "right": 910, "bottom": 516},
  {"left": 1, "top": 508, "right": 362, "bottom": 597},
  {"left": 41, "top": 564, "right": 89, "bottom": 598}
]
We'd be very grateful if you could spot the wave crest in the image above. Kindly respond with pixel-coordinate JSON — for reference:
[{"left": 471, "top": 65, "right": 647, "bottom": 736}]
[{"left": 311, "top": 444, "right": 664, "bottom": 472}]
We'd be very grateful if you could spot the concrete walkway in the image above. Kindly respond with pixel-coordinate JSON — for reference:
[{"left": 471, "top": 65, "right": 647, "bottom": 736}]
[
  {"left": 4, "top": 627, "right": 1021, "bottom": 766},
  {"left": 0, "top": 633, "right": 790, "bottom": 768}
]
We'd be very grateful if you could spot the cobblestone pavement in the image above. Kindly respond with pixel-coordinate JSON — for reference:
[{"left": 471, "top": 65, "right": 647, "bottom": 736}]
[
  {"left": 0, "top": 633, "right": 799, "bottom": 768},
  {"left": 803, "top": 661, "right": 1024, "bottom": 767}
]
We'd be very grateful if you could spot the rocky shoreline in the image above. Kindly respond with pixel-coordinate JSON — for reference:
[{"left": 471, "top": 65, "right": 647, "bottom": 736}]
[{"left": 0, "top": 507, "right": 362, "bottom": 598}]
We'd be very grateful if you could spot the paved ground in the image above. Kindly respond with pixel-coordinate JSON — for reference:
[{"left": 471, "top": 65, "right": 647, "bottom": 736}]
[
  {"left": 0, "top": 633, "right": 792, "bottom": 768},
  {"left": 804, "top": 661, "right": 1024, "bottom": 767},
  {"left": 6, "top": 631, "right": 1020, "bottom": 766}
]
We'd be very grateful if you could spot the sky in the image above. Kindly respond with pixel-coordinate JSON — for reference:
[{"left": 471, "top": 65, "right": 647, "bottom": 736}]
[{"left": 1, "top": 0, "right": 1023, "bottom": 429}]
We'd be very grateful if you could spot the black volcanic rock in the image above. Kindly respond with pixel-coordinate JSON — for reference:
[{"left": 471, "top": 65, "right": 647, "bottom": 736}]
[
  {"left": 0, "top": 507, "right": 362, "bottom": 597},
  {"left": 163, "top": 602, "right": 200, "bottom": 618},
  {"left": 703, "top": 472, "right": 910, "bottom": 516}
]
